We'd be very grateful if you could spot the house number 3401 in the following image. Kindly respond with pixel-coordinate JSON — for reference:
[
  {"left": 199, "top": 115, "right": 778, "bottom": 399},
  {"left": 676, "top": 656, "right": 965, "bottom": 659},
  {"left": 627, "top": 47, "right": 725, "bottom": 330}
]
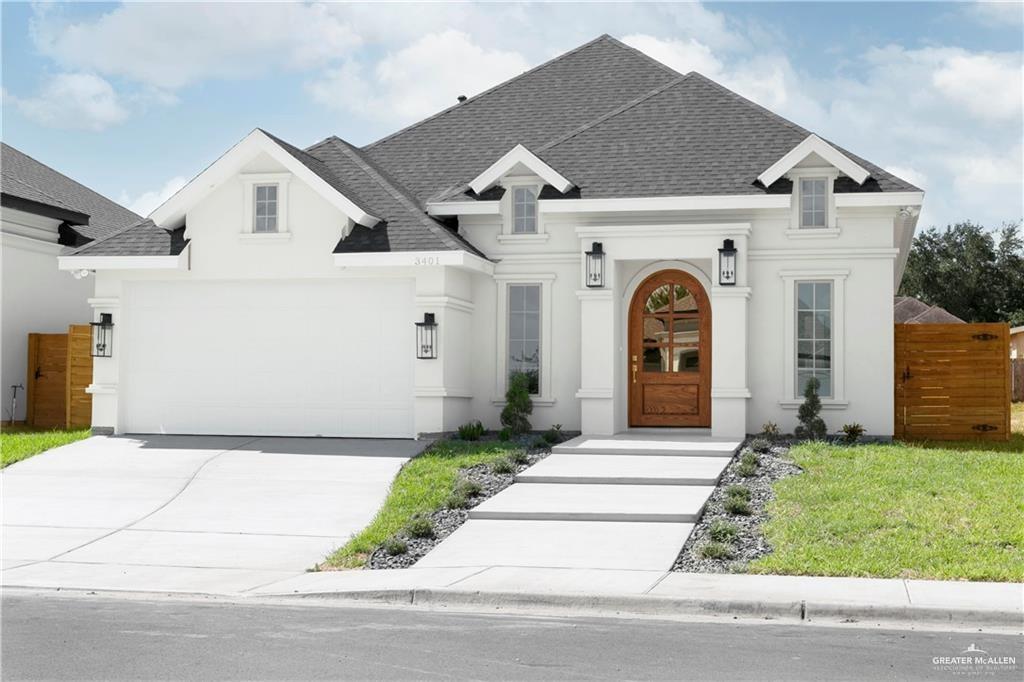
[{"left": 414, "top": 256, "right": 440, "bottom": 266}]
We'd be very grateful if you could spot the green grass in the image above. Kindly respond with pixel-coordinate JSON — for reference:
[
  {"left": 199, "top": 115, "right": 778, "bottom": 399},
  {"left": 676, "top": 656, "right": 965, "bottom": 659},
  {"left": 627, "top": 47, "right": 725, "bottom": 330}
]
[
  {"left": 749, "top": 440, "right": 1024, "bottom": 582},
  {"left": 321, "top": 439, "right": 525, "bottom": 569},
  {"left": 1, "top": 427, "right": 90, "bottom": 468}
]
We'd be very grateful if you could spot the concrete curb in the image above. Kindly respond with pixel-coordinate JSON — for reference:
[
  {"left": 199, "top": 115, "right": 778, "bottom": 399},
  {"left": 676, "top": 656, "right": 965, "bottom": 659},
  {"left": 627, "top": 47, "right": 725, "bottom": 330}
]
[{"left": 263, "top": 587, "right": 1023, "bottom": 629}]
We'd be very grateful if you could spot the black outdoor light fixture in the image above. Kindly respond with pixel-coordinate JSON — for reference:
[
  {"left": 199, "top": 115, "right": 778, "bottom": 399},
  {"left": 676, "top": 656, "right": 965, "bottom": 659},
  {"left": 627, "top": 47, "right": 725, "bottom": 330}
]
[
  {"left": 718, "top": 238, "right": 738, "bottom": 286},
  {"left": 585, "top": 241, "right": 605, "bottom": 288},
  {"left": 415, "top": 312, "right": 438, "bottom": 359},
  {"left": 91, "top": 313, "right": 114, "bottom": 358}
]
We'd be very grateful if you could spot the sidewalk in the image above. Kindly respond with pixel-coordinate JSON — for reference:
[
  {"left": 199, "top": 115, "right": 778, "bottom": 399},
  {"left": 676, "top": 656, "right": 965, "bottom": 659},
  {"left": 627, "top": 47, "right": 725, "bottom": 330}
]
[{"left": 250, "top": 566, "right": 1024, "bottom": 631}]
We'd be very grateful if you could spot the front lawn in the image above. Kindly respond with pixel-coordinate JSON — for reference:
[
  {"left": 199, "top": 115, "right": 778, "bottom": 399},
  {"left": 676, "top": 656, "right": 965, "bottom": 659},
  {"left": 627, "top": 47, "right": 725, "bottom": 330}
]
[
  {"left": 1, "top": 427, "right": 90, "bottom": 468},
  {"left": 749, "top": 440, "right": 1024, "bottom": 582},
  {"left": 321, "top": 439, "right": 525, "bottom": 569}
]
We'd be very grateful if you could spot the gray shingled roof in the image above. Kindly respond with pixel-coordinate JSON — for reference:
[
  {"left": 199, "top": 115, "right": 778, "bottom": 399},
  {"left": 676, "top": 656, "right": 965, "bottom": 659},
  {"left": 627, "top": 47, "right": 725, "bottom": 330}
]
[
  {"left": 67, "top": 34, "right": 920, "bottom": 258},
  {"left": 65, "top": 219, "right": 187, "bottom": 257},
  {"left": 1, "top": 142, "right": 142, "bottom": 239}
]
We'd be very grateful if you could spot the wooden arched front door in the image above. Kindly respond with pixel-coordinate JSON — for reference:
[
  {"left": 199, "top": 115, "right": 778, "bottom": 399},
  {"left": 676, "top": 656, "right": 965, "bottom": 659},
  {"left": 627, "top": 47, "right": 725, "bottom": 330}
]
[{"left": 628, "top": 270, "right": 711, "bottom": 427}]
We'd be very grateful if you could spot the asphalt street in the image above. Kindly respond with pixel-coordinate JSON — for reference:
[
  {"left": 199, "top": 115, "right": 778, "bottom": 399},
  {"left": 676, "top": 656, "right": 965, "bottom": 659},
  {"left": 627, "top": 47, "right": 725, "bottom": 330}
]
[{"left": 2, "top": 592, "right": 1021, "bottom": 681}]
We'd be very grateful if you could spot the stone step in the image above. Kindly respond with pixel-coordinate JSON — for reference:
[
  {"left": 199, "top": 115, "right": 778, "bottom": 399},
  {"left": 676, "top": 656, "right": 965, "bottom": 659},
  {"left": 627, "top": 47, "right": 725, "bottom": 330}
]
[
  {"left": 552, "top": 434, "right": 741, "bottom": 458},
  {"left": 468, "top": 483, "right": 714, "bottom": 523},
  {"left": 516, "top": 454, "right": 729, "bottom": 486}
]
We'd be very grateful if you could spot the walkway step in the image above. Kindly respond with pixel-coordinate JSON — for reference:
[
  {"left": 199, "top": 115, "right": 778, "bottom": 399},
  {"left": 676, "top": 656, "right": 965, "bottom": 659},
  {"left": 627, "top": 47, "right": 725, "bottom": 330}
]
[
  {"left": 516, "top": 454, "right": 729, "bottom": 486},
  {"left": 552, "top": 435, "right": 741, "bottom": 458},
  {"left": 468, "top": 483, "right": 714, "bottom": 523}
]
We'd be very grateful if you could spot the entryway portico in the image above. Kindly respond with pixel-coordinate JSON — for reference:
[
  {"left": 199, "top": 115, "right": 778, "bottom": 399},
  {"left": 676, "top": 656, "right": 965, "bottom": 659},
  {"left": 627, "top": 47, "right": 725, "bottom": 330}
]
[{"left": 575, "top": 223, "right": 751, "bottom": 438}]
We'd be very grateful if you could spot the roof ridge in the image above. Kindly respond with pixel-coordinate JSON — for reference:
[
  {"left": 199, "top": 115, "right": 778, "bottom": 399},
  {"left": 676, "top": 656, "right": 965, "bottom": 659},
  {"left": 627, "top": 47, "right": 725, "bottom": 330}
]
[
  {"left": 362, "top": 34, "right": 622, "bottom": 152},
  {"left": 321, "top": 138, "right": 471, "bottom": 253},
  {"left": 600, "top": 34, "right": 685, "bottom": 78},
  {"left": 682, "top": 72, "right": 811, "bottom": 139},
  {"left": 537, "top": 74, "right": 691, "bottom": 153}
]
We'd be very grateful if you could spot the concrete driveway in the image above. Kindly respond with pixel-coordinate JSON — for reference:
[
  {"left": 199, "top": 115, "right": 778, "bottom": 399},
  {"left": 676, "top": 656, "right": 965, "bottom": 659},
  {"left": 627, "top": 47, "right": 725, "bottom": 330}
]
[{"left": 1, "top": 435, "right": 420, "bottom": 594}]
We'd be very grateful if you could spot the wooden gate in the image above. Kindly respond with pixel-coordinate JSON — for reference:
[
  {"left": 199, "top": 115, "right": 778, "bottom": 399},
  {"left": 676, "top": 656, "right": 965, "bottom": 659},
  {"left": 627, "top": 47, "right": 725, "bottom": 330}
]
[
  {"left": 26, "top": 325, "right": 93, "bottom": 429},
  {"left": 894, "top": 323, "right": 1010, "bottom": 441}
]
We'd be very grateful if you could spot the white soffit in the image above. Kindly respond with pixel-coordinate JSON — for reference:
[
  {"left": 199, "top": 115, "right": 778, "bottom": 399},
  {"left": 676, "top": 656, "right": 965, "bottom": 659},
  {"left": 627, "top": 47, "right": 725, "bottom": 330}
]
[
  {"left": 149, "top": 129, "right": 379, "bottom": 230},
  {"left": 468, "top": 144, "right": 574, "bottom": 195},
  {"left": 758, "top": 134, "right": 871, "bottom": 187}
]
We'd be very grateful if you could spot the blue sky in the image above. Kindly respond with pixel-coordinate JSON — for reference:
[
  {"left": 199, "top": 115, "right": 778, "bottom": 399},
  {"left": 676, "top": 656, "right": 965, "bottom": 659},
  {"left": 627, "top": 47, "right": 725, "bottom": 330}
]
[{"left": 2, "top": 1, "right": 1022, "bottom": 229}]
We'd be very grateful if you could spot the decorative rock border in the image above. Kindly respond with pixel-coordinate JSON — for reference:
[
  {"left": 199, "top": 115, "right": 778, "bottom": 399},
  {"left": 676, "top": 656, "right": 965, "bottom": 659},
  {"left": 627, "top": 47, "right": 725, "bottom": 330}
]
[
  {"left": 367, "top": 443, "right": 551, "bottom": 570},
  {"left": 672, "top": 440, "right": 801, "bottom": 573}
]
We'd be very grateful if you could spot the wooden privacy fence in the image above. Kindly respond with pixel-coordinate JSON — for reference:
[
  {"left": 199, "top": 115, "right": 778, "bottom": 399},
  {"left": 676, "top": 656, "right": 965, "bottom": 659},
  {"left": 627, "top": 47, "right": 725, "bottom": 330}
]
[
  {"left": 1013, "top": 358, "right": 1023, "bottom": 403},
  {"left": 894, "top": 323, "right": 1010, "bottom": 441},
  {"left": 26, "top": 325, "right": 93, "bottom": 429}
]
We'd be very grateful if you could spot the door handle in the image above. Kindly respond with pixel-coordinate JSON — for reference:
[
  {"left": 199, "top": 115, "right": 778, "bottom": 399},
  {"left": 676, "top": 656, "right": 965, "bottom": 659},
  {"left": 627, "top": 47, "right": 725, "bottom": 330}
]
[{"left": 632, "top": 355, "right": 638, "bottom": 384}]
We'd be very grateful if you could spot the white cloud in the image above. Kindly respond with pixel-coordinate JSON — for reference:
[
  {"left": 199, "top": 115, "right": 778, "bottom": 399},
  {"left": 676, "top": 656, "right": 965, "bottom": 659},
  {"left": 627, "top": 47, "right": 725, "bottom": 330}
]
[
  {"left": 308, "top": 30, "right": 530, "bottom": 124},
  {"left": 964, "top": 1, "right": 1024, "bottom": 28},
  {"left": 6, "top": 73, "right": 128, "bottom": 131},
  {"left": 884, "top": 166, "right": 928, "bottom": 190},
  {"left": 621, "top": 34, "right": 723, "bottom": 77},
  {"left": 119, "top": 175, "right": 188, "bottom": 217},
  {"left": 932, "top": 53, "right": 1023, "bottom": 121}
]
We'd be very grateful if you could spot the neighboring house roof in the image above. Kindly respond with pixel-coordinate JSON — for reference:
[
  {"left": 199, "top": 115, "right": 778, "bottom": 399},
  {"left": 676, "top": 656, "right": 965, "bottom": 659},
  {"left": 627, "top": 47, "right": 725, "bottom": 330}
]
[
  {"left": 1, "top": 142, "right": 141, "bottom": 240},
  {"left": 894, "top": 296, "right": 965, "bottom": 324},
  {"left": 65, "top": 34, "right": 921, "bottom": 259}
]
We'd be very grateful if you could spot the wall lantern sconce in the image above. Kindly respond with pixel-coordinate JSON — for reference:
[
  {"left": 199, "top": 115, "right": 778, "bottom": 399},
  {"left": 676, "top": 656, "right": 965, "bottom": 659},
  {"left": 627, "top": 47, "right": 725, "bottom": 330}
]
[
  {"left": 585, "top": 242, "right": 605, "bottom": 288},
  {"left": 415, "top": 313, "right": 438, "bottom": 359},
  {"left": 718, "top": 239, "right": 737, "bottom": 286},
  {"left": 91, "top": 313, "right": 114, "bottom": 358}
]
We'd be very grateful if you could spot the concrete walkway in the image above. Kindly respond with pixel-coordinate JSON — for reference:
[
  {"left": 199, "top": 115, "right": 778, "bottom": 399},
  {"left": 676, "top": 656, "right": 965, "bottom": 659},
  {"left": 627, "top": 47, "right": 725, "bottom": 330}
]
[
  {"left": 1, "top": 435, "right": 420, "bottom": 593},
  {"left": 417, "top": 432, "right": 740, "bottom": 570}
]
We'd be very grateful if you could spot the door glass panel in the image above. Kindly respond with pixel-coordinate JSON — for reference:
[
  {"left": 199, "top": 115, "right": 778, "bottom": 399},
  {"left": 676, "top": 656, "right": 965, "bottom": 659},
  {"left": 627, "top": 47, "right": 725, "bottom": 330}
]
[
  {"left": 642, "top": 346, "right": 667, "bottom": 372},
  {"left": 645, "top": 285, "right": 671, "bottom": 313},
  {"left": 672, "top": 285, "right": 698, "bottom": 313},
  {"left": 642, "top": 316, "right": 671, "bottom": 344},
  {"left": 672, "top": 346, "right": 700, "bottom": 372}
]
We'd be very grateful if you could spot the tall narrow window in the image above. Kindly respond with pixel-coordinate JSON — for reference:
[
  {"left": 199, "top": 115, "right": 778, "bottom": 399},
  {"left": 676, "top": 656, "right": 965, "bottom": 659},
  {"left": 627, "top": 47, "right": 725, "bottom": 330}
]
[
  {"left": 512, "top": 187, "right": 537, "bottom": 234},
  {"left": 800, "top": 177, "right": 826, "bottom": 228},
  {"left": 254, "top": 184, "right": 278, "bottom": 233},
  {"left": 796, "top": 281, "right": 832, "bottom": 397},
  {"left": 508, "top": 284, "right": 541, "bottom": 394}
]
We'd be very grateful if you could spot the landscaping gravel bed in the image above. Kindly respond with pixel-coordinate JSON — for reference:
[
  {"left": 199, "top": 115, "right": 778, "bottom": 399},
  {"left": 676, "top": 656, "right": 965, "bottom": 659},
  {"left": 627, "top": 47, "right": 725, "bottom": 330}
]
[
  {"left": 367, "top": 445, "right": 550, "bottom": 570},
  {"left": 672, "top": 440, "right": 802, "bottom": 573}
]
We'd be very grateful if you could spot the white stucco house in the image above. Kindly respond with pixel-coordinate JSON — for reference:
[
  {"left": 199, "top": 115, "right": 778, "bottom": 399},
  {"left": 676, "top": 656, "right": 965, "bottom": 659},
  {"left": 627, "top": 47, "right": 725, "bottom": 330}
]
[
  {"left": 1, "top": 143, "right": 141, "bottom": 422},
  {"left": 58, "top": 35, "right": 923, "bottom": 439}
]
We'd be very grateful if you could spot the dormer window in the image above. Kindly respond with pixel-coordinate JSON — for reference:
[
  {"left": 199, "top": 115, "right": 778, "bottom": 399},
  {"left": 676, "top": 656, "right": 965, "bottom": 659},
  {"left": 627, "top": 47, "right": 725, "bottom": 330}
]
[
  {"left": 799, "top": 177, "right": 827, "bottom": 229},
  {"left": 254, "top": 184, "right": 278, "bottom": 233},
  {"left": 512, "top": 187, "right": 538, "bottom": 234}
]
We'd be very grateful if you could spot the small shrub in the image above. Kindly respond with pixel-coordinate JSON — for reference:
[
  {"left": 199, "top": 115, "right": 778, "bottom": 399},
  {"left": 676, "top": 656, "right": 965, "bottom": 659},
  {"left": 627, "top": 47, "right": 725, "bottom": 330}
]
[
  {"left": 456, "top": 420, "right": 485, "bottom": 441},
  {"left": 454, "top": 479, "right": 482, "bottom": 497},
  {"left": 491, "top": 457, "right": 516, "bottom": 474},
  {"left": 509, "top": 449, "right": 530, "bottom": 465},
  {"left": 840, "top": 422, "right": 865, "bottom": 444},
  {"left": 498, "top": 427, "right": 511, "bottom": 442},
  {"left": 700, "top": 541, "right": 734, "bottom": 560},
  {"left": 405, "top": 515, "right": 434, "bottom": 539},
  {"left": 794, "top": 376, "right": 827, "bottom": 440},
  {"left": 542, "top": 424, "right": 564, "bottom": 444},
  {"left": 724, "top": 496, "right": 752, "bottom": 516},
  {"left": 737, "top": 461, "right": 757, "bottom": 478},
  {"left": 708, "top": 519, "right": 739, "bottom": 543},
  {"left": 725, "top": 485, "right": 751, "bottom": 501},
  {"left": 500, "top": 372, "right": 534, "bottom": 435},
  {"left": 382, "top": 536, "right": 407, "bottom": 556},
  {"left": 750, "top": 437, "right": 771, "bottom": 453},
  {"left": 531, "top": 437, "right": 548, "bottom": 449},
  {"left": 741, "top": 451, "right": 758, "bottom": 467},
  {"left": 761, "top": 421, "right": 780, "bottom": 439},
  {"left": 444, "top": 492, "right": 468, "bottom": 509}
]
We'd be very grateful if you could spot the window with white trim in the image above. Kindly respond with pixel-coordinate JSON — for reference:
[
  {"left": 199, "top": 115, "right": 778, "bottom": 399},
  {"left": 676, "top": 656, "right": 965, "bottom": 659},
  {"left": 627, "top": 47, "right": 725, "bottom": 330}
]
[
  {"left": 796, "top": 281, "right": 832, "bottom": 397},
  {"left": 507, "top": 283, "right": 541, "bottom": 394},
  {"left": 799, "top": 177, "right": 827, "bottom": 228},
  {"left": 253, "top": 184, "right": 279, "bottom": 233},
  {"left": 511, "top": 187, "right": 538, "bottom": 234}
]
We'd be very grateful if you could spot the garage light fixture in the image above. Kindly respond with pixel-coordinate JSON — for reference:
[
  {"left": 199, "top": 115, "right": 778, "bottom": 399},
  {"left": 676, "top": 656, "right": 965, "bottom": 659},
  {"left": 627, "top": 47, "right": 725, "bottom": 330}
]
[
  {"left": 415, "top": 313, "right": 438, "bottom": 359},
  {"left": 585, "top": 242, "right": 605, "bottom": 288},
  {"left": 718, "top": 239, "right": 737, "bottom": 286},
  {"left": 91, "top": 313, "right": 114, "bottom": 358}
]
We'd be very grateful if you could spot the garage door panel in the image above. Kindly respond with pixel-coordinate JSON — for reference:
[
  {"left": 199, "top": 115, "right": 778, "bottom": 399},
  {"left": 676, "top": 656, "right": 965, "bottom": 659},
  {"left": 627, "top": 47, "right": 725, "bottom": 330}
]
[{"left": 123, "top": 279, "right": 414, "bottom": 437}]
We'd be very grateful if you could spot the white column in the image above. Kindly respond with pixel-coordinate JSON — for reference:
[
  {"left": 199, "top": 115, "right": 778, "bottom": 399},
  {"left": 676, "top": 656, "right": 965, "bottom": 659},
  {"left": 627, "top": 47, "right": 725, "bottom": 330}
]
[
  {"left": 86, "top": 296, "right": 120, "bottom": 434},
  {"left": 710, "top": 286, "right": 750, "bottom": 438},
  {"left": 576, "top": 288, "right": 615, "bottom": 435}
]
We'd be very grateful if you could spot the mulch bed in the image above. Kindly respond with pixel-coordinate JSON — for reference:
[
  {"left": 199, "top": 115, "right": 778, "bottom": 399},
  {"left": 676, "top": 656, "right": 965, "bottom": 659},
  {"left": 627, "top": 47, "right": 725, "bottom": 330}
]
[
  {"left": 367, "top": 445, "right": 550, "bottom": 570},
  {"left": 672, "top": 440, "right": 802, "bottom": 573}
]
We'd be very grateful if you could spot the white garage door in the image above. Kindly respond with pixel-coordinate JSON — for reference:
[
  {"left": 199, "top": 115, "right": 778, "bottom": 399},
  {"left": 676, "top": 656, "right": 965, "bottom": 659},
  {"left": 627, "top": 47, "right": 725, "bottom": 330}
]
[{"left": 122, "top": 279, "right": 415, "bottom": 437}]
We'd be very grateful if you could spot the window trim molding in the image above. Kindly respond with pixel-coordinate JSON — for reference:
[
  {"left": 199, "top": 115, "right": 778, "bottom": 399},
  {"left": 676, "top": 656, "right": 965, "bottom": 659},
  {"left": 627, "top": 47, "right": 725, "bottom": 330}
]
[
  {"left": 779, "top": 269, "right": 847, "bottom": 408},
  {"left": 493, "top": 273, "right": 556, "bottom": 405},
  {"left": 242, "top": 172, "right": 290, "bottom": 235},
  {"left": 788, "top": 167, "right": 839, "bottom": 232},
  {"left": 501, "top": 180, "right": 544, "bottom": 237}
]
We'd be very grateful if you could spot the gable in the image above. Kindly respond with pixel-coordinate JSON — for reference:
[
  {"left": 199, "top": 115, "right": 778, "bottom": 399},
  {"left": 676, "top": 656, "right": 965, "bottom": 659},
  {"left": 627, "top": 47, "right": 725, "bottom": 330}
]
[{"left": 757, "top": 134, "right": 870, "bottom": 188}]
